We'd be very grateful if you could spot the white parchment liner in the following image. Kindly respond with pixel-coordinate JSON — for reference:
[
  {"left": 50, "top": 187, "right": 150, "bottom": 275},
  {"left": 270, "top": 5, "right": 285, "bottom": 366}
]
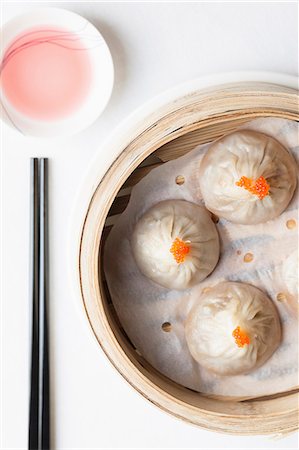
[{"left": 104, "top": 118, "right": 299, "bottom": 398}]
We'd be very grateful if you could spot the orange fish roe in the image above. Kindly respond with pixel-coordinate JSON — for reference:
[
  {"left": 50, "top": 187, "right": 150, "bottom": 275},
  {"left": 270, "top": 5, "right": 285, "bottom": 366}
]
[
  {"left": 232, "top": 326, "right": 250, "bottom": 348},
  {"left": 170, "top": 237, "right": 190, "bottom": 264},
  {"left": 235, "top": 175, "right": 270, "bottom": 200}
]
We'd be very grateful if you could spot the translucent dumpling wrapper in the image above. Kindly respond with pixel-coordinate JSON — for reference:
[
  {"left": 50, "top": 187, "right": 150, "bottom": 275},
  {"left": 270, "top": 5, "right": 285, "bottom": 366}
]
[
  {"left": 185, "top": 281, "right": 281, "bottom": 376},
  {"left": 131, "top": 200, "right": 220, "bottom": 290},
  {"left": 199, "top": 130, "right": 297, "bottom": 224}
]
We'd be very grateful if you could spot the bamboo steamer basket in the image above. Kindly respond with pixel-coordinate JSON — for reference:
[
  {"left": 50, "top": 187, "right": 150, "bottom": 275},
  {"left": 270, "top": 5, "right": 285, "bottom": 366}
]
[{"left": 79, "top": 81, "right": 299, "bottom": 435}]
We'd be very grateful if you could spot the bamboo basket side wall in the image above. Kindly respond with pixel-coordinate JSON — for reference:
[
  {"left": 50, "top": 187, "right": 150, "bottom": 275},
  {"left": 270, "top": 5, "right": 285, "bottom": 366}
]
[{"left": 79, "top": 82, "right": 299, "bottom": 435}]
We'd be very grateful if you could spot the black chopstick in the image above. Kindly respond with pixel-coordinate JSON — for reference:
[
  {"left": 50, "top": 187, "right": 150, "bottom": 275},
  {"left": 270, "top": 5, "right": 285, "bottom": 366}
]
[
  {"left": 28, "top": 158, "right": 50, "bottom": 450},
  {"left": 38, "top": 159, "right": 50, "bottom": 450},
  {"left": 29, "top": 158, "right": 40, "bottom": 450}
]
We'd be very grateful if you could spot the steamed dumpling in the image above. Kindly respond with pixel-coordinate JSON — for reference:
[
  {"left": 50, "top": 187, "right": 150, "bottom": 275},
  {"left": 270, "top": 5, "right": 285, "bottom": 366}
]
[
  {"left": 199, "top": 130, "right": 297, "bottom": 224},
  {"left": 131, "top": 200, "right": 220, "bottom": 290},
  {"left": 185, "top": 281, "right": 281, "bottom": 375}
]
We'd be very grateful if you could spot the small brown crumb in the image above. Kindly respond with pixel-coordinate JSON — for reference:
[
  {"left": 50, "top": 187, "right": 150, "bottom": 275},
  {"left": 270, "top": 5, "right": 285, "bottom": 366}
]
[
  {"left": 286, "top": 219, "right": 296, "bottom": 229},
  {"left": 276, "top": 292, "right": 287, "bottom": 302},
  {"left": 161, "top": 322, "right": 172, "bottom": 332},
  {"left": 237, "top": 250, "right": 242, "bottom": 255},
  {"left": 244, "top": 252, "right": 254, "bottom": 263},
  {"left": 175, "top": 175, "right": 185, "bottom": 185}
]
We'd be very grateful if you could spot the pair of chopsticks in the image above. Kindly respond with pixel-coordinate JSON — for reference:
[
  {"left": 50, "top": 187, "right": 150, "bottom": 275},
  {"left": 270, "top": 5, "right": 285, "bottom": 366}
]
[{"left": 28, "top": 158, "right": 50, "bottom": 450}]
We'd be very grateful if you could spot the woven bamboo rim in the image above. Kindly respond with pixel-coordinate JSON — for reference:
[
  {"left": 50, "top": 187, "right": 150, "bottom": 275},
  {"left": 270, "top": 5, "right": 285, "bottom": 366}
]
[{"left": 79, "top": 82, "right": 299, "bottom": 435}]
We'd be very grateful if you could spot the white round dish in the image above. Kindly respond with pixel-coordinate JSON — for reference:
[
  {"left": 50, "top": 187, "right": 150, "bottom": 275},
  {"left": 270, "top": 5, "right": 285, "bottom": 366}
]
[{"left": 0, "top": 8, "right": 114, "bottom": 137}]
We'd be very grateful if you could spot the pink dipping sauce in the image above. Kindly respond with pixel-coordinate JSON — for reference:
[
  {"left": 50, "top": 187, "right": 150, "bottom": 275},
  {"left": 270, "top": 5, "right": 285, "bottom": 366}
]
[{"left": 0, "top": 27, "right": 93, "bottom": 120}]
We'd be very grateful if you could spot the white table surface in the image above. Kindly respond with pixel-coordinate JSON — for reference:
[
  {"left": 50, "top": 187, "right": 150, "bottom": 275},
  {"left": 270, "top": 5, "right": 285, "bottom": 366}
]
[{"left": 1, "top": 1, "right": 299, "bottom": 449}]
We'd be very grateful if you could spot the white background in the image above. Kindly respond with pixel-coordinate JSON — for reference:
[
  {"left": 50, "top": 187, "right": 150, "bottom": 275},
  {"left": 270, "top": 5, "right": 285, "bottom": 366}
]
[{"left": 1, "top": 1, "right": 299, "bottom": 449}]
